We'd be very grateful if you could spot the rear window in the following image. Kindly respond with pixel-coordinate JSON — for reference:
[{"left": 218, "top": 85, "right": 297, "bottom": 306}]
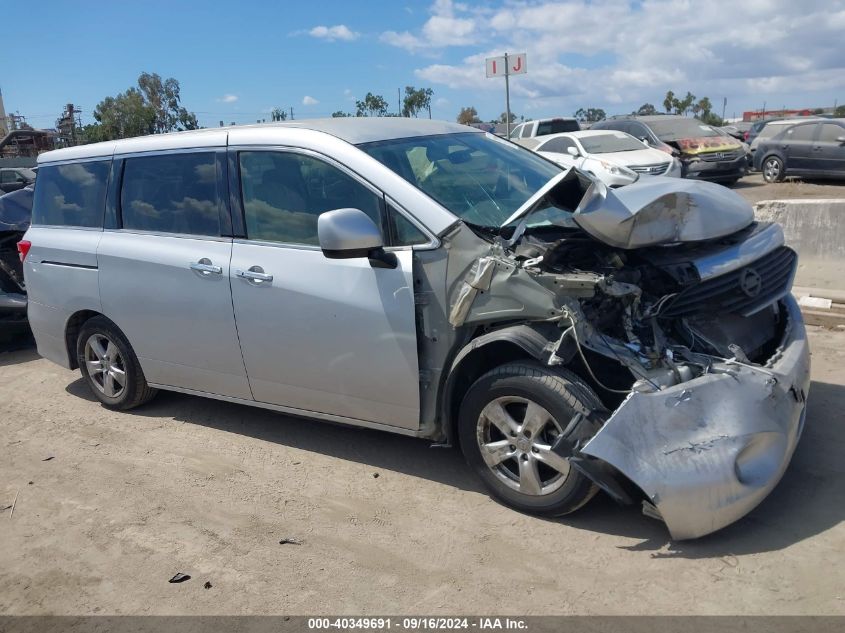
[
  {"left": 32, "top": 160, "right": 110, "bottom": 227},
  {"left": 120, "top": 152, "right": 220, "bottom": 236},
  {"left": 536, "top": 119, "right": 580, "bottom": 136}
]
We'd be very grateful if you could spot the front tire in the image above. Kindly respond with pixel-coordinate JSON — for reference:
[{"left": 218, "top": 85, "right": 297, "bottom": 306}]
[
  {"left": 762, "top": 155, "right": 785, "bottom": 183},
  {"left": 458, "top": 362, "right": 606, "bottom": 517},
  {"left": 77, "top": 316, "right": 157, "bottom": 410}
]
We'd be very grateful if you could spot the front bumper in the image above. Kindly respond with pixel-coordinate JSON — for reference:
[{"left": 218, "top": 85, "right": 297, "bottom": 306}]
[
  {"left": 682, "top": 154, "right": 747, "bottom": 182},
  {"left": 581, "top": 295, "right": 810, "bottom": 540}
]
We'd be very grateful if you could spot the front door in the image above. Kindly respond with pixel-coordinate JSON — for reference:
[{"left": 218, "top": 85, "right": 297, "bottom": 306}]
[
  {"left": 780, "top": 123, "right": 819, "bottom": 172},
  {"left": 97, "top": 150, "right": 251, "bottom": 399},
  {"left": 813, "top": 123, "right": 845, "bottom": 175},
  {"left": 228, "top": 148, "right": 420, "bottom": 430}
]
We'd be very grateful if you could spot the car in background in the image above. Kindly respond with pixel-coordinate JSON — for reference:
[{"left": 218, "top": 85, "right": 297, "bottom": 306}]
[
  {"left": 0, "top": 185, "right": 32, "bottom": 332},
  {"left": 719, "top": 123, "right": 752, "bottom": 141},
  {"left": 0, "top": 167, "right": 36, "bottom": 194},
  {"left": 532, "top": 130, "right": 681, "bottom": 187},
  {"left": 592, "top": 115, "right": 746, "bottom": 185},
  {"left": 509, "top": 117, "right": 580, "bottom": 144},
  {"left": 747, "top": 118, "right": 825, "bottom": 161},
  {"left": 754, "top": 119, "right": 845, "bottom": 183}
]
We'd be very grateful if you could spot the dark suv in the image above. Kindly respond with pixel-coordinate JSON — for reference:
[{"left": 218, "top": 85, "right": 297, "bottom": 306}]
[
  {"left": 754, "top": 119, "right": 845, "bottom": 183},
  {"left": 592, "top": 115, "right": 747, "bottom": 184}
]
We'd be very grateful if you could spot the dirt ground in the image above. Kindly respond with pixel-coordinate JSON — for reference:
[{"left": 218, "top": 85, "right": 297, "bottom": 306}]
[
  {"left": 731, "top": 172, "right": 845, "bottom": 204},
  {"left": 0, "top": 326, "right": 844, "bottom": 616}
]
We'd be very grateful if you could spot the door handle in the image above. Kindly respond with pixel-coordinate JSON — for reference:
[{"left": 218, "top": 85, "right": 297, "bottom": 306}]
[
  {"left": 235, "top": 266, "right": 273, "bottom": 283},
  {"left": 190, "top": 259, "right": 223, "bottom": 275}
]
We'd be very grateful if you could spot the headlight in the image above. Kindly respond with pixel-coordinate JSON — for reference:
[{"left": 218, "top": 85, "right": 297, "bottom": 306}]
[{"left": 599, "top": 160, "right": 636, "bottom": 178}]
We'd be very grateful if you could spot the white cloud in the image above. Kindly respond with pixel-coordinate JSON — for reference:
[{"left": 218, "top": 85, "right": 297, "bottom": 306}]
[
  {"left": 302, "top": 95, "right": 320, "bottom": 106},
  {"left": 399, "top": 0, "right": 845, "bottom": 116},
  {"left": 309, "top": 24, "right": 359, "bottom": 42},
  {"left": 216, "top": 94, "right": 238, "bottom": 103},
  {"left": 381, "top": 0, "right": 477, "bottom": 52}
]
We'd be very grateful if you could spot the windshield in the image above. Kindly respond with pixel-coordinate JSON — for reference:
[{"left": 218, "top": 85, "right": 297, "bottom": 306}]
[
  {"left": 359, "top": 132, "right": 561, "bottom": 228},
  {"left": 646, "top": 118, "right": 721, "bottom": 141},
  {"left": 578, "top": 133, "right": 645, "bottom": 154}
]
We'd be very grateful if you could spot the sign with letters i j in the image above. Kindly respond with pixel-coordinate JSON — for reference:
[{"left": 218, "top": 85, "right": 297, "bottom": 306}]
[{"left": 485, "top": 53, "right": 527, "bottom": 78}]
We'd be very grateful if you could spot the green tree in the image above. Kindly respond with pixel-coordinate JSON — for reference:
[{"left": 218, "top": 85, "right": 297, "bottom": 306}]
[
  {"left": 402, "top": 86, "right": 434, "bottom": 118},
  {"left": 498, "top": 111, "right": 518, "bottom": 124},
  {"left": 835, "top": 105, "right": 845, "bottom": 117},
  {"left": 457, "top": 106, "right": 480, "bottom": 125},
  {"left": 355, "top": 93, "right": 389, "bottom": 117},
  {"left": 663, "top": 91, "right": 676, "bottom": 114},
  {"left": 137, "top": 72, "right": 198, "bottom": 133},
  {"left": 271, "top": 107, "right": 288, "bottom": 121},
  {"left": 677, "top": 91, "right": 696, "bottom": 115},
  {"left": 331, "top": 110, "right": 351, "bottom": 118},
  {"left": 91, "top": 88, "right": 156, "bottom": 140},
  {"left": 637, "top": 103, "right": 657, "bottom": 116},
  {"left": 574, "top": 107, "right": 606, "bottom": 122}
]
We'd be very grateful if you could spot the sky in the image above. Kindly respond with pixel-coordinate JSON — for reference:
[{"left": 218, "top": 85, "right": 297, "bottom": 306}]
[{"left": 3, "top": 0, "right": 845, "bottom": 129}]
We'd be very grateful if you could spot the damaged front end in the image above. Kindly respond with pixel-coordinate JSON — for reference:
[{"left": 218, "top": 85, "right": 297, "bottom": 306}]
[{"left": 447, "top": 171, "right": 809, "bottom": 540}]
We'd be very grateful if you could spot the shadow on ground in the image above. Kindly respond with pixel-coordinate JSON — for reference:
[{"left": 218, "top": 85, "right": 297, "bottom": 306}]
[{"left": 65, "top": 376, "right": 845, "bottom": 557}]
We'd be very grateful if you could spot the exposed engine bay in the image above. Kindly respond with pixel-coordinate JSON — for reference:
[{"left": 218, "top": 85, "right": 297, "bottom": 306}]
[{"left": 450, "top": 171, "right": 796, "bottom": 397}]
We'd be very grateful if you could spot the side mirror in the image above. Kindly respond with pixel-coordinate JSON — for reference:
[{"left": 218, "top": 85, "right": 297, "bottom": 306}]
[
  {"left": 566, "top": 146, "right": 580, "bottom": 157},
  {"left": 15, "top": 175, "right": 26, "bottom": 183},
  {"left": 318, "top": 208, "right": 397, "bottom": 269},
  {"left": 640, "top": 137, "right": 650, "bottom": 145}
]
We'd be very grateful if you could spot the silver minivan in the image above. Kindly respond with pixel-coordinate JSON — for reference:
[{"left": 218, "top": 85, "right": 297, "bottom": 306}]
[{"left": 21, "top": 119, "right": 809, "bottom": 540}]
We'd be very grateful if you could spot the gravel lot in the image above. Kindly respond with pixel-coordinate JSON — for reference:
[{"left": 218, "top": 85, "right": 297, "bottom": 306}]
[
  {"left": 731, "top": 172, "right": 845, "bottom": 204},
  {"left": 1, "top": 326, "right": 844, "bottom": 616}
]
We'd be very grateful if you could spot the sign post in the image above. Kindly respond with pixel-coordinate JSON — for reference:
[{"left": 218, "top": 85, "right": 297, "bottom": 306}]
[{"left": 486, "top": 52, "right": 527, "bottom": 137}]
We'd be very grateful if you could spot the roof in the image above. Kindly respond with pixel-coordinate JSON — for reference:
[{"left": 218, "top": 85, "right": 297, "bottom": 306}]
[{"left": 38, "top": 118, "right": 479, "bottom": 164}]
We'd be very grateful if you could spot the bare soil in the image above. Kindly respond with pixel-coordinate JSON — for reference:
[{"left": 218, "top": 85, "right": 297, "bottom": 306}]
[
  {"left": 731, "top": 172, "right": 845, "bottom": 204},
  {"left": 1, "top": 327, "right": 844, "bottom": 616}
]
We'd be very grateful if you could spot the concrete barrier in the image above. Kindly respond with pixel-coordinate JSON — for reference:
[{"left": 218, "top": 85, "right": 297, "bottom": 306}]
[{"left": 754, "top": 199, "right": 845, "bottom": 290}]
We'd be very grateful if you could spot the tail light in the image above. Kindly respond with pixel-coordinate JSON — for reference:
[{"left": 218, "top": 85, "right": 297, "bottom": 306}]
[
  {"left": 17, "top": 240, "right": 31, "bottom": 263},
  {"left": 744, "top": 131, "right": 749, "bottom": 141}
]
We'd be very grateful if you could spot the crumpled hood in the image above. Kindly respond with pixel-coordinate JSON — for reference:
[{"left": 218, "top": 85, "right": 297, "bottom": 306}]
[
  {"left": 572, "top": 175, "right": 754, "bottom": 249},
  {"left": 674, "top": 136, "right": 742, "bottom": 155}
]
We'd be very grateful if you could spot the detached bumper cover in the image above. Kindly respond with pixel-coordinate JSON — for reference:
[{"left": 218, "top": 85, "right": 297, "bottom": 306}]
[{"left": 582, "top": 295, "right": 810, "bottom": 540}]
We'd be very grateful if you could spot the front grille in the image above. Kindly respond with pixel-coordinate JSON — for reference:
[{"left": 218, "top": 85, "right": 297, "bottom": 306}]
[
  {"left": 662, "top": 247, "right": 797, "bottom": 318},
  {"left": 699, "top": 149, "right": 742, "bottom": 162},
  {"left": 629, "top": 162, "right": 669, "bottom": 175}
]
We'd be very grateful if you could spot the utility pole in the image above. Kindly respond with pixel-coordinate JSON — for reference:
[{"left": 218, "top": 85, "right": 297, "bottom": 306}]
[
  {"left": 721, "top": 97, "right": 726, "bottom": 121},
  {"left": 504, "top": 52, "right": 511, "bottom": 137},
  {"left": 290, "top": 106, "right": 294, "bottom": 120},
  {"left": 398, "top": 88, "right": 402, "bottom": 116}
]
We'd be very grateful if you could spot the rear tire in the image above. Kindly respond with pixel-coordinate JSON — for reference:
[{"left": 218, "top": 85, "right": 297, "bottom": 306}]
[
  {"left": 458, "top": 361, "right": 606, "bottom": 517},
  {"left": 77, "top": 316, "right": 157, "bottom": 410},
  {"left": 762, "top": 155, "right": 785, "bottom": 183}
]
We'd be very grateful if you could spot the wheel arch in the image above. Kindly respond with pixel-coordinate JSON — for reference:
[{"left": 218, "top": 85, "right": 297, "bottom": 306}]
[
  {"left": 440, "top": 323, "right": 573, "bottom": 448},
  {"left": 64, "top": 309, "right": 105, "bottom": 369}
]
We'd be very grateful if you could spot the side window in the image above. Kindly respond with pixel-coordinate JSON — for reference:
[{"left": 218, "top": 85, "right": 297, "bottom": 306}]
[
  {"left": 120, "top": 153, "right": 219, "bottom": 236},
  {"left": 784, "top": 124, "right": 817, "bottom": 143},
  {"left": 509, "top": 124, "right": 522, "bottom": 139},
  {"left": 538, "top": 137, "right": 574, "bottom": 153},
  {"left": 31, "top": 160, "right": 110, "bottom": 227},
  {"left": 520, "top": 123, "right": 533, "bottom": 138},
  {"left": 0, "top": 171, "right": 15, "bottom": 184},
  {"left": 239, "top": 151, "right": 383, "bottom": 246},
  {"left": 387, "top": 204, "right": 428, "bottom": 247},
  {"left": 818, "top": 124, "right": 845, "bottom": 143}
]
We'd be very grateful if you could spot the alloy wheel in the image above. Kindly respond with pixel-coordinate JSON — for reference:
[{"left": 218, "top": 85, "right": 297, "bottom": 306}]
[
  {"left": 84, "top": 333, "right": 127, "bottom": 398},
  {"left": 475, "top": 396, "right": 575, "bottom": 496},
  {"left": 764, "top": 158, "right": 781, "bottom": 182}
]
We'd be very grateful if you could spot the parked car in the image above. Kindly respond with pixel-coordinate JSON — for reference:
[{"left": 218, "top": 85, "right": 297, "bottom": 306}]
[
  {"left": 0, "top": 185, "right": 32, "bottom": 331},
  {"left": 509, "top": 117, "right": 580, "bottom": 144},
  {"left": 719, "top": 123, "right": 752, "bottom": 141},
  {"left": 22, "top": 119, "right": 809, "bottom": 540},
  {"left": 747, "top": 118, "right": 825, "bottom": 162},
  {"left": 531, "top": 130, "right": 681, "bottom": 187},
  {"left": 592, "top": 115, "right": 746, "bottom": 184},
  {"left": 0, "top": 167, "right": 36, "bottom": 194},
  {"left": 754, "top": 119, "right": 845, "bottom": 183}
]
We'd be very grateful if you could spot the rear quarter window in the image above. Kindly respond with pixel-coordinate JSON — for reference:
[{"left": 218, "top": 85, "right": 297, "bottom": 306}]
[{"left": 32, "top": 160, "right": 110, "bottom": 227}]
